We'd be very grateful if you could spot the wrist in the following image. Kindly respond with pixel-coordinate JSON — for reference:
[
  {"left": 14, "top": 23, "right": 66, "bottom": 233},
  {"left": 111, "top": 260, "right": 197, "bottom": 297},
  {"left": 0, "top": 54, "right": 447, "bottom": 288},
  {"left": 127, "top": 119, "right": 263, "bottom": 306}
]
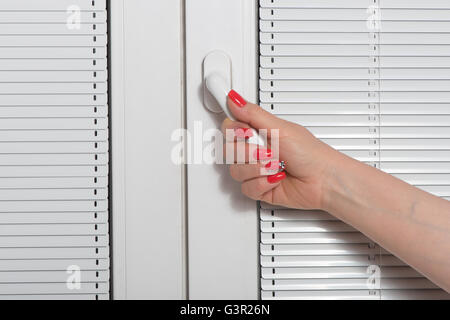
[{"left": 319, "top": 149, "right": 352, "bottom": 212}]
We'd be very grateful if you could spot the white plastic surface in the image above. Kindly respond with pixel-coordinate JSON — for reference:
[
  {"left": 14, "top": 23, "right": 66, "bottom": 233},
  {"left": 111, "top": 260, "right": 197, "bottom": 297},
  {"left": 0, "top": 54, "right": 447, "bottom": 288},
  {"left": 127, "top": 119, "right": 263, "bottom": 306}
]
[
  {"left": 186, "top": 0, "right": 259, "bottom": 299},
  {"left": 110, "top": 0, "right": 185, "bottom": 299},
  {"left": 204, "top": 51, "right": 232, "bottom": 114}
]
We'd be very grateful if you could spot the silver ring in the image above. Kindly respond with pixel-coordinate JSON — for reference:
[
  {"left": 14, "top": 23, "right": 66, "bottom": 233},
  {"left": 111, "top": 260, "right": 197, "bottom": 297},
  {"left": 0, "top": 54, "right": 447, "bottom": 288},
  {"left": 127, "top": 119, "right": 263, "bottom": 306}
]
[{"left": 279, "top": 161, "right": 286, "bottom": 171}]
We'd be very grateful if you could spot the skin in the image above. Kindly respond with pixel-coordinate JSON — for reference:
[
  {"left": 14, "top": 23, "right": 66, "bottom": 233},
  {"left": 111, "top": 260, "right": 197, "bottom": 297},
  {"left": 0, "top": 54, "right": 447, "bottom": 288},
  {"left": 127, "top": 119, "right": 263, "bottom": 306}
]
[{"left": 222, "top": 95, "right": 450, "bottom": 293}]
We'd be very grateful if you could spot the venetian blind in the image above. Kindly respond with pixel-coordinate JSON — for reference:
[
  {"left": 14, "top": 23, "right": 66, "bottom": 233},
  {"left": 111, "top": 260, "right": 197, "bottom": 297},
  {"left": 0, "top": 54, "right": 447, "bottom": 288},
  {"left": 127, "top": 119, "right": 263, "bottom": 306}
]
[
  {"left": 259, "top": 0, "right": 450, "bottom": 300},
  {"left": 0, "top": 0, "right": 109, "bottom": 299}
]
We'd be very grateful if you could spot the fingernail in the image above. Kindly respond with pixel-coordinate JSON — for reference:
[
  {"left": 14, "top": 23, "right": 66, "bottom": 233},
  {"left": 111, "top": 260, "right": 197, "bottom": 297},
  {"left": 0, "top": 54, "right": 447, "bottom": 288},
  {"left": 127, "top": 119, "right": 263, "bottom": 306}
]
[
  {"left": 234, "top": 128, "right": 253, "bottom": 139},
  {"left": 264, "top": 161, "right": 280, "bottom": 171},
  {"left": 228, "top": 90, "right": 247, "bottom": 108},
  {"left": 267, "top": 171, "right": 286, "bottom": 184},
  {"left": 254, "top": 148, "right": 272, "bottom": 161}
]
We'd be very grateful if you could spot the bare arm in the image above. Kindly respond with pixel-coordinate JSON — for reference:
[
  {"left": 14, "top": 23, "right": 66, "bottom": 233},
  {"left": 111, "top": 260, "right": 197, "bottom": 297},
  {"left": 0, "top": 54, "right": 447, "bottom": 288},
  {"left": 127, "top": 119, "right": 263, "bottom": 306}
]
[
  {"left": 222, "top": 89, "right": 450, "bottom": 292},
  {"left": 323, "top": 151, "right": 450, "bottom": 292}
]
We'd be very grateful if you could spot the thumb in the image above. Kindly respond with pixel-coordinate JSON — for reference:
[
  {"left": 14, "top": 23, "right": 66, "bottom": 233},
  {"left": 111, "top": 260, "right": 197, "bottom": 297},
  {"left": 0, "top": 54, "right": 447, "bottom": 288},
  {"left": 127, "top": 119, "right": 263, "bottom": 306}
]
[{"left": 227, "top": 90, "right": 287, "bottom": 132}]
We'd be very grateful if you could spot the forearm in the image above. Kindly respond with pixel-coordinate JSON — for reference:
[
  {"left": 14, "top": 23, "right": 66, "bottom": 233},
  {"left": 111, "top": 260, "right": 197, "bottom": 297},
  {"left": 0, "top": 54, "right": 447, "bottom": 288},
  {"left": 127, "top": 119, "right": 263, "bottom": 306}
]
[{"left": 322, "top": 151, "right": 450, "bottom": 292}]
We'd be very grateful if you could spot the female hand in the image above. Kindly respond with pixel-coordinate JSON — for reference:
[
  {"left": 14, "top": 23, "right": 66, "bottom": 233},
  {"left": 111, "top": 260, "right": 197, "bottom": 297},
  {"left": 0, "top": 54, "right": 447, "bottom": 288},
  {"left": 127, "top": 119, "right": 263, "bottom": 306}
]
[
  {"left": 223, "top": 90, "right": 450, "bottom": 293},
  {"left": 222, "top": 90, "right": 342, "bottom": 210}
]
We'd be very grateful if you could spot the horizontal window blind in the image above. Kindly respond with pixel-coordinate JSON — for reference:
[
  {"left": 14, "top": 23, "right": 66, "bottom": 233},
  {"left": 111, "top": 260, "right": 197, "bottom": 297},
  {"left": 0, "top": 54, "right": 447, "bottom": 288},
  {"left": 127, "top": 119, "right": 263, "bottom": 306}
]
[
  {"left": 0, "top": 0, "right": 109, "bottom": 299},
  {"left": 259, "top": 0, "right": 450, "bottom": 300}
]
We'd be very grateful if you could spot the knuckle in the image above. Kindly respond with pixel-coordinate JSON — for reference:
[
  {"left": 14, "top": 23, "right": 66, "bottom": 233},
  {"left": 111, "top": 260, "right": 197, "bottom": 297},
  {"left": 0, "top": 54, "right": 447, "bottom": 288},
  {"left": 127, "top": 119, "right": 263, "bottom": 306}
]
[
  {"left": 223, "top": 142, "right": 235, "bottom": 163},
  {"left": 241, "top": 182, "right": 249, "bottom": 195},
  {"left": 256, "top": 177, "right": 267, "bottom": 191},
  {"left": 248, "top": 104, "right": 266, "bottom": 118},
  {"left": 241, "top": 183, "right": 255, "bottom": 200},
  {"left": 221, "top": 118, "right": 234, "bottom": 134},
  {"left": 229, "top": 165, "right": 240, "bottom": 181},
  {"left": 241, "top": 178, "right": 265, "bottom": 201},
  {"left": 220, "top": 121, "right": 227, "bottom": 133}
]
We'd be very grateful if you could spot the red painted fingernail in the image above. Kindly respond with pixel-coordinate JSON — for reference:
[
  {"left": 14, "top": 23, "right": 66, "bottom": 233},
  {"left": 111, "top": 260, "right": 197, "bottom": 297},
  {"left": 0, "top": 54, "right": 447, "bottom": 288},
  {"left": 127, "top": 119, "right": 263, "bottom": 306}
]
[
  {"left": 234, "top": 128, "right": 253, "bottom": 139},
  {"left": 228, "top": 90, "right": 247, "bottom": 107},
  {"left": 254, "top": 148, "right": 272, "bottom": 160},
  {"left": 264, "top": 161, "right": 280, "bottom": 171},
  {"left": 267, "top": 171, "right": 286, "bottom": 184}
]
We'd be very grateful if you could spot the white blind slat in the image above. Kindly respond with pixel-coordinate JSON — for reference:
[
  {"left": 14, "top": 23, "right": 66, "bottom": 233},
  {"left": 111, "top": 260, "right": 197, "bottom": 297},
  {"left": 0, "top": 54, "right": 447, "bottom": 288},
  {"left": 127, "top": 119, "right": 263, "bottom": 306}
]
[
  {"left": 0, "top": 211, "right": 108, "bottom": 223},
  {"left": 0, "top": 282, "right": 109, "bottom": 295},
  {"left": 261, "top": 8, "right": 450, "bottom": 21}
]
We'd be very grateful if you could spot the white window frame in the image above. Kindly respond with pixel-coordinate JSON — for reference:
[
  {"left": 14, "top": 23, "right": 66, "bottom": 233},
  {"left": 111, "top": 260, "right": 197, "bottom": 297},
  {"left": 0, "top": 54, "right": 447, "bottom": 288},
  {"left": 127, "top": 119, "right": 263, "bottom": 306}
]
[
  {"left": 110, "top": 0, "right": 261, "bottom": 300},
  {"left": 184, "top": 0, "right": 260, "bottom": 299},
  {"left": 110, "top": 0, "right": 186, "bottom": 299}
]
